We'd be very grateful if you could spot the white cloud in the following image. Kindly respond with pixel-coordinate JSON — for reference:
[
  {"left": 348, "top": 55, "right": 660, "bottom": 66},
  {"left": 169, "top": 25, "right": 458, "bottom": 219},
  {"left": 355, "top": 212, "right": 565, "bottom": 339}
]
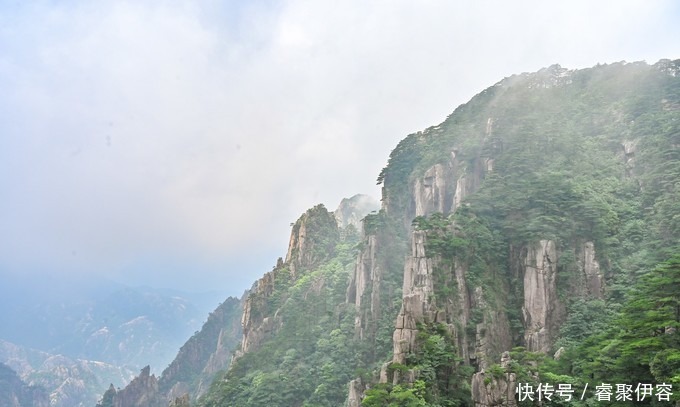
[{"left": 0, "top": 0, "right": 678, "bottom": 293}]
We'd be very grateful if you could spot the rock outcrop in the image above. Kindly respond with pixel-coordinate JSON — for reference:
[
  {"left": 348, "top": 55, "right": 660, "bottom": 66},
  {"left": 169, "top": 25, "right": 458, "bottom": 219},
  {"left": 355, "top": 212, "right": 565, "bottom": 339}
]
[
  {"left": 285, "top": 204, "right": 340, "bottom": 276},
  {"left": 521, "top": 240, "right": 563, "bottom": 353},
  {"left": 110, "top": 366, "right": 162, "bottom": 407},
  {"left": 238, "top": 270, "right": 282, "bottom": 356},
  {"left": 334, "top": 194, "right": 380, "bottom": 230},
  {"left": 347, "top": 378, "right": 365, "bottom": 407},
  {"left": 392, "top": 231, "right": 436, "bottom": 366},
  {"left": 237, "top": 204, "right": 341, "bottom": 359},
  {"left": 411, "top": 151, "right": 489, "bottom": 221},
  {"left": 346, "top": 234, "right": 383, "bottom": 339},
  {"left": 470, "top": 351, "right": 517, "bottom": 407},
  {"left": 579, "top": 241, "right": 604, "bottom": 298},
  {"left": 97, "top": 297, "right": 243, "bottom": 406},
  {"left": 388, "top": 149, "right": 505, "bottom": 374},
  {"left": 414, "top": 163, "right": 453, "bottom": 217}
]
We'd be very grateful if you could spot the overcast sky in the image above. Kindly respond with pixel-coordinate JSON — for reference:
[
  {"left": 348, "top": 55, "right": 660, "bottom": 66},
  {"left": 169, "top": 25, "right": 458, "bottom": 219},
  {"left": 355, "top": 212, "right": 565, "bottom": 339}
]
[{"left": 1, "top": 0, "right": 679, "bottom": 295}]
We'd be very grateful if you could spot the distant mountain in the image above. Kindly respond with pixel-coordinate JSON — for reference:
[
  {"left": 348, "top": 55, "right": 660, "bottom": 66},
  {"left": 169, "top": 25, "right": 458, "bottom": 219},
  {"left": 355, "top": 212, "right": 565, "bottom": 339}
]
[
  {"left": 193, "top": 60, "right": 679, "bottom": 406},
  {"left": 101, "top": 196, "right": 379, "bottom": 406},
  {"left": 0, "top": 362, "right": 48, "bottom": 407},
  {"left": 0, "top": 273, "right": 227, "bottom": 406},
  {"left": 1, "top": 339, "right": 135, "bottom": 407},
  {"left": 0, "top": 274, "right": 221, "bottom": 372},
  {"left": 95, "top": 297, "right": 243, "bottom": 406},
  {"left": 334, "top": 194, "right": 380, "bottom": 229}
]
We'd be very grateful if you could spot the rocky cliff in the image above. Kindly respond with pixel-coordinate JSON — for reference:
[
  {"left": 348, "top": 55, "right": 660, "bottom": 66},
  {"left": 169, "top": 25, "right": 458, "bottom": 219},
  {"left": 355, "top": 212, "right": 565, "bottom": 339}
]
[
  {"left": 351, "top": 59, "right": 680, "bottom": 406},
  {"left": 197, "top": 201, "right": 383, "bottom": 407},
  {"left": 334, "top": 194, "right": 380, "bottom": 230},
  {"left": 0, "top": 362, "right": 49, "bottom": 407},
  {"left": 106, "top": 59, "right": 680, "bottom": 407},
  {"left": 98, "top": 297, "right": 243, "bottom": 406}
]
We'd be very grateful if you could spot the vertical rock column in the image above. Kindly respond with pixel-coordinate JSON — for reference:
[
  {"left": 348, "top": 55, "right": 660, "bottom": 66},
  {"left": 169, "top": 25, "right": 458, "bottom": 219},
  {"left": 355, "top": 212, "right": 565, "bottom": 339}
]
[
  {"left": 392, "top": 231, "right": 435, "bottom": 365},
  {"left": 522, "top": 240, "right": 562, "bottom": 353},
  {"left": 346, "top": 234, "right": 382, "bottom": 339}
]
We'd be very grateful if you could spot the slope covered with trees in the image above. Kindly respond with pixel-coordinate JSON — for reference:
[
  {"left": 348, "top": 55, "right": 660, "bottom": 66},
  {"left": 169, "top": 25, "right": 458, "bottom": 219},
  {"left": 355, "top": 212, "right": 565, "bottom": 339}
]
[
  {"left": 103, "top": 59, "right": 680, "bottom": 406},
  {"left": 207, "top": 60, "right": 680, "bottom": 406}
]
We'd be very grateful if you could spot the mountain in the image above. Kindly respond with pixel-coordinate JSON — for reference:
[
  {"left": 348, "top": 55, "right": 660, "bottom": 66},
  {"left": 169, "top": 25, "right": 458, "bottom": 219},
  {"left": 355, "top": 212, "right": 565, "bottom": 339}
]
[
  {"left": 94, "top": 297, "right": 243, "bottom": 406},
  {"left": 103, "top": 59, "right": 680, "bottom": 406},
  {"left": 0, "top": 275, "right": 219, "bottom": 371},
  {"left": 1, "top": 339, "right": 135, "bottom": 407},
  {"left": 0, "top": 362, "right": 49, "bottom": 407},
  {"left": 334, "top": 194, "right": 380, "bottom": 230},
  {"left": 0, "top": 275, "right": 226, "bottom": 406}
]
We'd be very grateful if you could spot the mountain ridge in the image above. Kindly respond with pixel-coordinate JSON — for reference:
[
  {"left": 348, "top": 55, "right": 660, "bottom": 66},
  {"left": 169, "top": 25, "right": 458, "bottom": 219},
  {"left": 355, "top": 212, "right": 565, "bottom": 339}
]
[{"left": 100, "top": 59, "right": 680, "bottom": 406}]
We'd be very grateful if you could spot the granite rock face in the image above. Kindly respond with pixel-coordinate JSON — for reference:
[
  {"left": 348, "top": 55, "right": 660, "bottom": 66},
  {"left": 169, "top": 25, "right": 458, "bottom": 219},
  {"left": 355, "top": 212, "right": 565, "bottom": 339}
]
[
  {"left": 470, "top": 352, "right": 517, "bottom": 407},
  {"left": 98, "top": 297, "right": 243, "bottom": 406},
  {"left": 111, "top": 366, "right": 162, "bottom": 407},
  {"left": 521, "top": 240, "right": 563, "bottom": 353},
  {"left": 346, "top": 234, "right": 383, "bottom": 340},
  {"left": 334, "top": 194, "right": 380, "bottom": 230}
]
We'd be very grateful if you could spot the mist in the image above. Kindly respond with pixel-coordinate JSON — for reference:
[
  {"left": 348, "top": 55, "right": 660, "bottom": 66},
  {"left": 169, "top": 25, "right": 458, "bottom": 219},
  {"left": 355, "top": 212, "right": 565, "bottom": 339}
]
[{"left": 1, "top": 0, "right": 678, "bottom": 294}]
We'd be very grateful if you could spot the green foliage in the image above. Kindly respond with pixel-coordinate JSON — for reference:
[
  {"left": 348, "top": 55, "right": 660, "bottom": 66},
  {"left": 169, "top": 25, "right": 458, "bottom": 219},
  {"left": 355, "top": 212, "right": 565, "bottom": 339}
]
[
  {"left": 377, "top": 134, "right": 425, "bottom": 215},
  {"left": 399, "top": 323, "right": 473, "bottom": 406},
  {"left": 158, "top": 297, "right": 242, "bottom": 395},
  {"left": 554, "top": 299, "right": 613, "bottom": 350},
  {"left": 362, "top": 381, "right": 429, "bottom": 407},
  {"left": 358, "top": 208, "right": 408, "bottom": 362},
  {"left": 198, "top": 61, "right": 680, "bottom": 407},
  {"left": 289, "top": 204, "right": 341, "bottom": 270},
  {"left": 541, "top": 255, "right": 680, "bottom": 405},
  {"left": 412, "top": 206, "right": 506, "bottom": 314},
  {"left": 198, "top": 224, "right": 379, "bottom": 407}
]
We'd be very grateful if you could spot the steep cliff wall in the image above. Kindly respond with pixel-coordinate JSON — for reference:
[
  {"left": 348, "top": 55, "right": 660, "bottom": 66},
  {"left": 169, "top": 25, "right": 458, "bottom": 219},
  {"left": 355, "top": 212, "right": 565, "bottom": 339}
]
[
  {"left": 392, "top": 230, "right": 436, "bottom": 367},
  {"left": 335, "top": 194, "right": 380, "bottom": 230},
  {"left": 128, "top": 60, "right": 678, "bottom": 407},
  {"left": 108, "top": 366, "right": 161, "bottom": 407},
  {"left": 197, "top": 201, "right": 385, "bottom": 406},
  {"left": 356, "top": 60, "right": 680, "bottom": 405},
  {"left": 237, "top": 270, "right": 282, "bottom": 356},
  {"left": 387, "top": 149, "right": 508, "bottom": 372},
  {"left": 346, "top": 234, "right": 382, "bottom": 340},
  {"left": 159, "top": 297, "right": 243, "bottom": 401},
  {"left": 470, "top": 351, "right": 517, "bottom": 407},
  {"left": 285, "top": 204, "right": 340, "bottom": 277},
  {"left": 98, "top": 297, "right": 243, "bottom": 406},
  {"left": 520, "top": 240, "right": 563, "bottom": 353}
]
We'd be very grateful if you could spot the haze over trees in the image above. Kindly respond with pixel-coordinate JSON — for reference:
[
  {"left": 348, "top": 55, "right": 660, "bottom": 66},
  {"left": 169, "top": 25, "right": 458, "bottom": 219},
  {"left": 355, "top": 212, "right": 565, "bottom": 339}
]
[{"left": 97, "top": 60, "right": 680, "bottom": 406}]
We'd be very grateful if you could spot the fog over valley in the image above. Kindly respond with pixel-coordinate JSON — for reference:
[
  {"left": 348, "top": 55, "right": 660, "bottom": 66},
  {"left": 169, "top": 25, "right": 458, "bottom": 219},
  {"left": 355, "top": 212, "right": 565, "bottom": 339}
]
[
  {"left": 0, "top": 2, "right": 679, "bottom": 406},
  {"left": 1, "top": 0, "right": 678, "bottom": 293}
]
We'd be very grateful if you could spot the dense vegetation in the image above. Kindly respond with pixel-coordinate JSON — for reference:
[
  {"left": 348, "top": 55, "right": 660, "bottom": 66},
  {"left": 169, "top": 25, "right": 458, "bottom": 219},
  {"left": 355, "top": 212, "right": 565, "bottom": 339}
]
[
  {"left": 198, "top": 223, "right": 363, "bottom": 405},
  {"left": 366, "top": 60, "right": 680, "bottom": 406},
  {"left": 143, "top": 60, "right": 680, "bottom": 406}
]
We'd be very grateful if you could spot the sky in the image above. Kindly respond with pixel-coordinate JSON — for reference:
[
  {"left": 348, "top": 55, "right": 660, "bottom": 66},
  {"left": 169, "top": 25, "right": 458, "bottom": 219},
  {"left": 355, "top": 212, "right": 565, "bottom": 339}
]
[{"left": 1, "top": 0, "right": 679, "bottom": 295}]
